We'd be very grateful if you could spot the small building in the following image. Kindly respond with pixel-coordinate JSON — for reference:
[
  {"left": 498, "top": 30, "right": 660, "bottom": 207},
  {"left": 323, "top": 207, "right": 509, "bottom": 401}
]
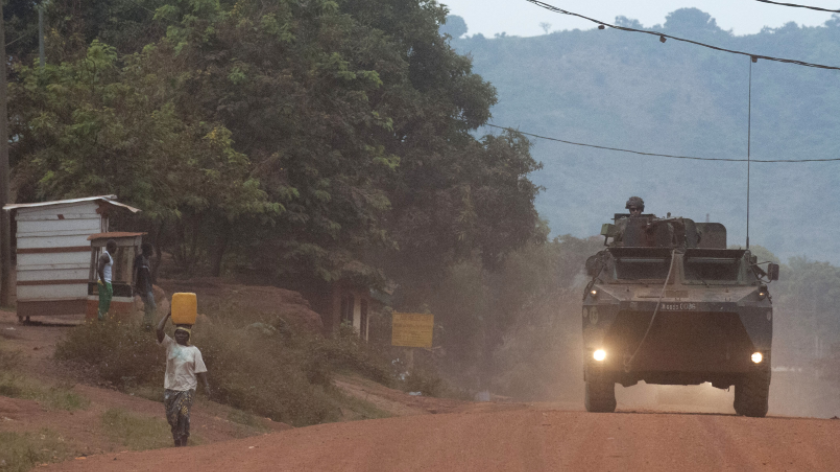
[
  {"left": 310, "top": 279, "right": 373, "bottom": 341},
  {"left": 3, "top": 195, "right": 141, "bottom": 322}
]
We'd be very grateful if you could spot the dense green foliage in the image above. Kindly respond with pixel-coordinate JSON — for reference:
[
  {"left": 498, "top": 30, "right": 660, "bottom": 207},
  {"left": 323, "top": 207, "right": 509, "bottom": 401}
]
[
  {"left": 8, "top": 0, "right": 541, "bottom": 292},
  {"left": 449, "top": 8, "right": 840, "bottom": 263}
]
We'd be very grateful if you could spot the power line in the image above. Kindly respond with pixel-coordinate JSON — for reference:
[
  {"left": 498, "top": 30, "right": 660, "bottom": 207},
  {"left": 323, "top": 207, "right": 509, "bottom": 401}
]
[
  {"left": 525, "top": 0, "right": 840, "bottom": 71},
  {"left": 753, "top": 0, "right": 840, "bottom": 13},
  {"left": 486, "top": 124, "right": 840, "bottom": 163}
]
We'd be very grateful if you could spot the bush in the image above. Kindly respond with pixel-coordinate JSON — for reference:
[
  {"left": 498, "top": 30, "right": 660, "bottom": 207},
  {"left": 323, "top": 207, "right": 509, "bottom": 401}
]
[
  {"left": 0, "top": 348, "right": 21, "bottom": 371},
  {"left": 101, "top": 408, "right": 192, "bottom": 450},
  {"left": 54, "top": 320, "right": 163, "bottom": 389},
  {"left": 55, "top": 317, "right": 395, "bottom": 426},
  {"left": 0, "top": 429, "right": 71, "bottom": 472},
  {"left": 0, "top": 364, "right": 90, "bottom": 412},
  {"left": 319, "top": 324, "right": 393, "bottom": 385},
  {"left": 403, "top": 367, "right": 445, "bottom": 396},
  {"left": 55, "top": 311, "right": 442, "bottom": 426},
  {"left": 197, "top": 321, "right": 339, "bottom": 426}
]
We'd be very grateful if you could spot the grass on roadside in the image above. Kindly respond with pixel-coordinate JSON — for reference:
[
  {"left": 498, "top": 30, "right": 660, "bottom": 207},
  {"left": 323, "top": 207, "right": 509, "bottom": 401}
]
[
  {"left": 0, "top": 347, "right": 90, "bottom": 411},
  {"left": 329, "top": 391, "right": 392, "bottom": 421},
  {"left": 225, "top": 409, "right": 271, "bottom": 438},
  {"left": 0, "top": 429, "right": 73, "bottom": 472},
  {"left": 0, "top": 374, "right": 90, "bottom": 411},
  {"left": 101, "top": 408, "right": 204, "bottom": 450},
  {"left": 227, "top": 409, "right": 269, "bottom": 431}
]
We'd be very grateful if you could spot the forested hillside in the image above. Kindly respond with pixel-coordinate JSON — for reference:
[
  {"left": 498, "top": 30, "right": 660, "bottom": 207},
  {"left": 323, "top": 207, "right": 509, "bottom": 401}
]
[{"left": 449, "top": 8, "right": 840, "bottom": 263}]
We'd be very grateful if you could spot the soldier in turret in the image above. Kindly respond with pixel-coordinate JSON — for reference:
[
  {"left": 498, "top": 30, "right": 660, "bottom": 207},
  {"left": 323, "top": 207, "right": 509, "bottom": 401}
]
[
  {"left": 625, "top": 196, "right": 644, "bottom": 217},
  {"left": 613, "top": 196, "right": 646, "bottom": 247}
]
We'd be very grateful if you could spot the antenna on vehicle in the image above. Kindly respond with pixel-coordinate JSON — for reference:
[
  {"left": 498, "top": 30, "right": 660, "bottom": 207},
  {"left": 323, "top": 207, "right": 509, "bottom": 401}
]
[{"left": 746, "top": 56, "right": 756, "bottom": 249}]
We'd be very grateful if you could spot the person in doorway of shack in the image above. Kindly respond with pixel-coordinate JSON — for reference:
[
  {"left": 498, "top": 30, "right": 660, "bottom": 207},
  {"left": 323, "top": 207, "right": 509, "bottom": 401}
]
[
  {"left": 156, "top": 311, "right": 211, "bottom": 447},
  {"left": 133, "top": 243, "right": 156, "bottom": 329},
  {"left": 96, "top": 239, "right": 117, "bottom": 321}
]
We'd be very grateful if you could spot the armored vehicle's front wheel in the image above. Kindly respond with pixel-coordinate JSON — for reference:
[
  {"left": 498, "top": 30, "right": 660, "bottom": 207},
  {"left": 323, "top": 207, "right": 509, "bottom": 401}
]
[
  {"left": 734, "top": 360, "right": 771, "bottom": 418},
  {"left": 585, "top": 368, "right": 616, "bottom": 413}
]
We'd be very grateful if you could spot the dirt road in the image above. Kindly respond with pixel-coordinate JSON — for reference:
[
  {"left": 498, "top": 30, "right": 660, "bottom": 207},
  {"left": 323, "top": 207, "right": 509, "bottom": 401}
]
[{"left": 44, "top": 407, "right": 840, "bottom": 471}]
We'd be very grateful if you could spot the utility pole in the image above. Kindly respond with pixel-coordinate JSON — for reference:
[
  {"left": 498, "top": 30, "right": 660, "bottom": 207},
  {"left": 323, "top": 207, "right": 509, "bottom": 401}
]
[
  {"left": 39, "top": 4, "right": 44, "bottom": 69},
  {"left": 0, "top": 2, "right": 11, "bottom": 307}
]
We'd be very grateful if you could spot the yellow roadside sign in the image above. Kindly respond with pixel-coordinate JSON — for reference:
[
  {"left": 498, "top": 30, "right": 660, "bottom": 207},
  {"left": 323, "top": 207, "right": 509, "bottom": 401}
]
[{"left": 391, "top": 312, "right": 434, "bottom": 348}]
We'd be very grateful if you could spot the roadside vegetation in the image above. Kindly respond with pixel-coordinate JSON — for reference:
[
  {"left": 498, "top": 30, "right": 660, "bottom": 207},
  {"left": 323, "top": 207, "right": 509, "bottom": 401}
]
[
  {"left": 101, "top": 408, "right": 199, "bottom": 450},
  {"left": 0, "top": 429, "right": 72, "bottom": 472},
  {"left": 0, "top": 349, "right": 89, "bottom": 411},
  {"left": 55, "top": 314, "right": 413, "bottom": 427}
]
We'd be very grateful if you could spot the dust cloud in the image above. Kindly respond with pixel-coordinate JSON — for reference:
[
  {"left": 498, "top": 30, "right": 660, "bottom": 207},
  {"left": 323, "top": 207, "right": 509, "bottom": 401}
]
[{"left": 496, "top": 296, "right": 840, "bottom": 418}]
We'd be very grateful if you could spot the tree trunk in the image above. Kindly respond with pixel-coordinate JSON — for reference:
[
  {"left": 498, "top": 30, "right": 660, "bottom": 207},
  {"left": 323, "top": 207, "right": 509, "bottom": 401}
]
[
  {"left": 0, "top": 8, "right": 12, "bottom": 307},
  {"left": 210, "top": 220, "right": 230, "bottom": 277},
  {"left": 150, "top": 220, "right": 165, "bottom": 281}
]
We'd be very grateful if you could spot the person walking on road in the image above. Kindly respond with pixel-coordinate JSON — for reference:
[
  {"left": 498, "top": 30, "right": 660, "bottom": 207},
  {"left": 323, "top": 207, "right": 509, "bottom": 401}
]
[
  {"left": 156, "top": 311, "right": 211, "bottom": 447},
  {"left": 133, "top": 243, "right": 156, "bottom": 329},
  {"left": 97, "top": 239, "right": 117, "bottom": 321}
]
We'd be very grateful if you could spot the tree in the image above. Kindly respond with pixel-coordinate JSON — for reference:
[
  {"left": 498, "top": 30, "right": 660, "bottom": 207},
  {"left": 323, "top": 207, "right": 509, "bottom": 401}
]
[
  {"left": 11, "top": 0, "right": 542, "bottom": 289},
  {"left": 141, "top": 0, "right": 540, "bottom": 287},
  {"left": 440, "top": 14, "right": 467, "bottom": 39},
  {"left": 10, "top": 40, "right": 280, "bottom": 274},
  {"left": 663, "top": 8, "right": 720, "bottom": 33}
]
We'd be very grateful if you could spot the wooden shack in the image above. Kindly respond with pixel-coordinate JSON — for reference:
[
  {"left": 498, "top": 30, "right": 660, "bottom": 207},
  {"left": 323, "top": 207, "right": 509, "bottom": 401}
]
[{"left": 3, "top": 195, "right": 141, "bottom": 322}]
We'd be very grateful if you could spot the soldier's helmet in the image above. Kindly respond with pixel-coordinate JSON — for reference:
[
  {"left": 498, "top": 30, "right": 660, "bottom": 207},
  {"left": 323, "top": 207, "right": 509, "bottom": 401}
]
[{"left": 625, "top": 196, "right": 645, "bottom": 211}]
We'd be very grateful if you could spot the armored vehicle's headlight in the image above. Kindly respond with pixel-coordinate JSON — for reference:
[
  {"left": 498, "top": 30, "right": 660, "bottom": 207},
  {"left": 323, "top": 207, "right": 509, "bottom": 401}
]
[
  {"left": 589, "top": 288, "right": 599, "bottom": 299},
  {"left": 593, "top": 349, "right": 607, "bottom": 362},
  {"left": 757, "top": 284, "right": 768, "bottom": 300},
  {"left": 751, "top": 352, "right": 763, "bottom": 364}
]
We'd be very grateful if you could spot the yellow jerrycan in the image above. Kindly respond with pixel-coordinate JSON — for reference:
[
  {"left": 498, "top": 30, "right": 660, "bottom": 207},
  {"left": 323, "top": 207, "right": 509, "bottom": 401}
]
[{"left": 171, "top": 293, "right": 198, "bottom": 325}]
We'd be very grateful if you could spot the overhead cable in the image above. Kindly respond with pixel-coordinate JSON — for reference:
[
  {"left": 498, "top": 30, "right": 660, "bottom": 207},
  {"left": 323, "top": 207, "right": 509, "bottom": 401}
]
[
  {"left": 753, "top": 0, "right": 840, "bottom": 13},
  {"left": 487, "top": 124, "right": 840, "bottom": 163},
  {"left": 525, "top": 0, "right": 840, "bottom": 71}
]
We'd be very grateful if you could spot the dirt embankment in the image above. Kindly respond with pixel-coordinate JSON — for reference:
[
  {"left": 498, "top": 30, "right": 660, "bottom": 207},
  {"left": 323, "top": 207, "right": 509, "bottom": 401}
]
[
  {"left": 156, "top": 278, "right": 323, "bottom": 333},
  {"left": 0, "top": 304, "right": 499, "bottom": 467},
  {"left": 0, "top": 308, "right": 291, "bottom": 455}
]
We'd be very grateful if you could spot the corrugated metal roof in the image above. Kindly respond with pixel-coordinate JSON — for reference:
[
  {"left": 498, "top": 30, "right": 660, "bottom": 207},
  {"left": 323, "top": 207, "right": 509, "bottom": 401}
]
[
  {"left": 3, "top": 195, "right": 141, "bottom": 213},
  {"left": 87, "top": 232, "right": 146, "bottom": 241}
]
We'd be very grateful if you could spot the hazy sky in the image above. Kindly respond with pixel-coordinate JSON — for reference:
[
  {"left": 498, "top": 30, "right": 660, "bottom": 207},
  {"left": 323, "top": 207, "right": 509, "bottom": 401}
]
[{"left": 440, "top": 0, "right": 840, "bottom": 37}]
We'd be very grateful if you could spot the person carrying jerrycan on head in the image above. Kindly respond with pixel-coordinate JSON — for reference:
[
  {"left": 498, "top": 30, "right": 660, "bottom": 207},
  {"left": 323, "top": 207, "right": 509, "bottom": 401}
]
[{"left": 155, "top": 304, "right": 210, "bottom": 447}]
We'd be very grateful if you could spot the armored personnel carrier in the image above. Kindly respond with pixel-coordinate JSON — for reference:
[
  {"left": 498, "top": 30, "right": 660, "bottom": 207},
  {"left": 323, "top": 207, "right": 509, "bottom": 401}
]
[{"left": 582, "top": 212, "right": 779, "bottom": 417}]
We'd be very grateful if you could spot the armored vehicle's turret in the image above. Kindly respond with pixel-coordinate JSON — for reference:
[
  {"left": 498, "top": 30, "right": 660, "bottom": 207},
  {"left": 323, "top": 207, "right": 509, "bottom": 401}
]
[{"left": 601, "top": 213, "right": 727, "bottom": 250}]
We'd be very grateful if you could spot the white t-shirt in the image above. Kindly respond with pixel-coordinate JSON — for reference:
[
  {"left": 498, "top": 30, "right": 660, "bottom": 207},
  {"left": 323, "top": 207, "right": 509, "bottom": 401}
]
[
  {"left": 102, "top": 250, "right": 113, "bottom": 283},
  {"left": 159, "top": 334, "right": 207, "bottom": 391}
]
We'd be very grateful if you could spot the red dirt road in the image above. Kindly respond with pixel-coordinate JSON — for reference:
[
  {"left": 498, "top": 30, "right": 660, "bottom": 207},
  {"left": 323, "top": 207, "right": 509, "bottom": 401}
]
[{"left": 45, "top": 408, "right": 840, "bottom": 471}]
